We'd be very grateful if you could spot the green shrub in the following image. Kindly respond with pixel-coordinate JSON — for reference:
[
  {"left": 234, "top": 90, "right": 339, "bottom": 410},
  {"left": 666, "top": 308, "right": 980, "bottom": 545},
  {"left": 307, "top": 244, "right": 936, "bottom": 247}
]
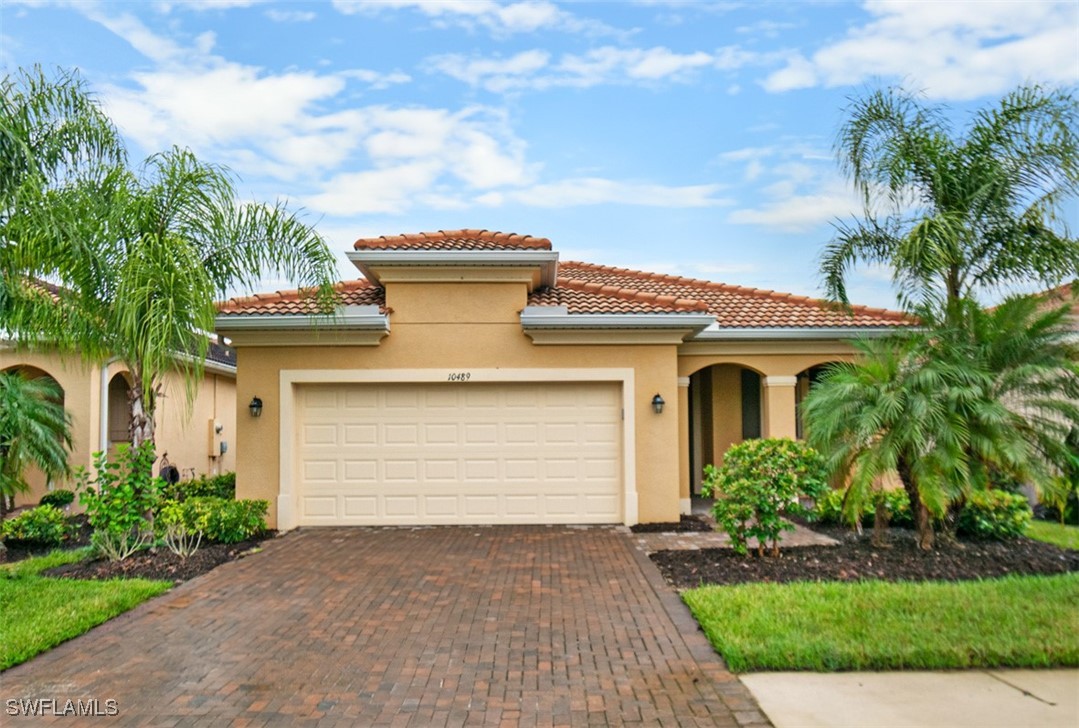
[
  {"left": 156, "top": 500, "right": 205, "bottom": 558},
  {"left": 160, "top": 472, "right": 236, "bottom": 502},
  {"left": 810, "top": 487, "right": 913, "bottom": 528},
  {"left": 75, "top": 444, "right": 162, "bottom": 561},
  {"left": 0, "top": 505, "right": 70, "bottom": 546},
  {"left": 958, "top": 490, "right": 1032, "bottom": 540},
  {"left": 177, "top": 497, "right": 268, "bottom": 544},
  {"left": 702, "top": 438, "right": 829, "bottom": 556},
  {"left": 38, "top": 489, "right": 75, "bottom": 508}
]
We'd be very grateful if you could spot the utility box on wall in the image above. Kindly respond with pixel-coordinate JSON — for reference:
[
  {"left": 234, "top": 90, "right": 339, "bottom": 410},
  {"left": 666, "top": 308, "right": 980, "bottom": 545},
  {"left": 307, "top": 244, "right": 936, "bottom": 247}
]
[{"left": 208, "top": 419, "right": 224, "bottom": 459}]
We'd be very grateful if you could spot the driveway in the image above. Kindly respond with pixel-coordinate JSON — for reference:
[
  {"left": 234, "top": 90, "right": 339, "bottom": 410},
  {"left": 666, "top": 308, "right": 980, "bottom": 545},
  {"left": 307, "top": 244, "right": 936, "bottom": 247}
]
[{"left": 2, "top": 526, "right": 769, "bottom": 727}]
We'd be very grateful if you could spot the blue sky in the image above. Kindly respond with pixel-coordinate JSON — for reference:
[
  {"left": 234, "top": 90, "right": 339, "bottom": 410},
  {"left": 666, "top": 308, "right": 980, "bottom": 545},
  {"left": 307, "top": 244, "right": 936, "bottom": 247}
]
[{"left": 3, "top": 0, "right": 1077, "bottom": 308}]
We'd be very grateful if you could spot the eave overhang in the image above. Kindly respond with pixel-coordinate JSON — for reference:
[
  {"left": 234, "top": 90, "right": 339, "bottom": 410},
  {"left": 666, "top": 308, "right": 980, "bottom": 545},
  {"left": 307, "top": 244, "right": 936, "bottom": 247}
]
[
  {"left": 214, "top": 305, "right": 390, "bottom": 347},
  {"left": 520, "top": 306, "right": 716, "bottom": 345},
  {"left": 689, "top": 324, "right": 907, "bottom": 341},
  {"left": 348, "top": 250, "right": 559, "bottom": 290}
]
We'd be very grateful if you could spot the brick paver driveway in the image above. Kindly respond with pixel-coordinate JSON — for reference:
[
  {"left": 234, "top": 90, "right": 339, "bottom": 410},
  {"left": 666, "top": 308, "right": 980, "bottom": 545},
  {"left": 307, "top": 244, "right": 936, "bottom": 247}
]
[{"left": 2, "top": 526, "right": 769, "bottom": 727}]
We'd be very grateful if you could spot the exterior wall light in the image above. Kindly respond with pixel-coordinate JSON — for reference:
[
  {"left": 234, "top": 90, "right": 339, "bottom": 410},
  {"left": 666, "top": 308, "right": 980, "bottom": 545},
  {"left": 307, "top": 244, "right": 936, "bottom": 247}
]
[
  {"left": 249, "top": 396, "right": 263, "bottom": 418},
  {"left": 651, "top": 393, "right": 665, "bottom": 414}
]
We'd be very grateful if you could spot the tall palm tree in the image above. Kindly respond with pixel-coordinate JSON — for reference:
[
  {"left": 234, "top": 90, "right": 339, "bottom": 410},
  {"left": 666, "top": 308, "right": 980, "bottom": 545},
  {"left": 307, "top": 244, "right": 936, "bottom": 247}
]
[
  {"left": 0, "top": 370, "right": 72, "bottom": 518},
  {"left": 5, "top": 146, "right": 339, "bottom": 447},
  {"left": 821, "top": 85, "right": 1079, "bottom": 317},
  {"left": 804, "top": 296, "right": 1079, "bottom": 550}
]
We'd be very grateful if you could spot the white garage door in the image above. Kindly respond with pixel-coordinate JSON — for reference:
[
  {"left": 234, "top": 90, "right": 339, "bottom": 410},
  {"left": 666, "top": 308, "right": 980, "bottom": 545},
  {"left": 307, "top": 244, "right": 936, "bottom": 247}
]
[{"left": 294, "top": 382, "right": 623, "bottom": 525}]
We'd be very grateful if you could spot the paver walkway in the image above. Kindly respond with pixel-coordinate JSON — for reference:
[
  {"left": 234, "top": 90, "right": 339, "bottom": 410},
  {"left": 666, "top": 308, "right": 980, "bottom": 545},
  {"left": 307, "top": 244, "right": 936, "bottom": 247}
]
[{"left": 2, "top": 526, "right": 769, "bottom": 727}]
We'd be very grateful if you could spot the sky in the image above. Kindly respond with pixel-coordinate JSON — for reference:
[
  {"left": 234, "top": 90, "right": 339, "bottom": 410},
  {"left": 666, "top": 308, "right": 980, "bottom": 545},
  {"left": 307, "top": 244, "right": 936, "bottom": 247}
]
[{"left": 2, "top": 0, "right": 1077, "bottom": 309}]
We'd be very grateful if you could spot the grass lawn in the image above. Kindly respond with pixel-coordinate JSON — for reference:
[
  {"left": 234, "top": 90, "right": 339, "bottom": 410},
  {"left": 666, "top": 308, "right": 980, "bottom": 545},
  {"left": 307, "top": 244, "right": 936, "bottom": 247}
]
[
  {"left": 683, "top": 573, "right": 1079, "bottom": 672},
  {"left": 0, "top": 549, "right": 171, "bottom": 670},
  {"left": 1026, "top": 521, "right": 1079, "bottom": 550}
]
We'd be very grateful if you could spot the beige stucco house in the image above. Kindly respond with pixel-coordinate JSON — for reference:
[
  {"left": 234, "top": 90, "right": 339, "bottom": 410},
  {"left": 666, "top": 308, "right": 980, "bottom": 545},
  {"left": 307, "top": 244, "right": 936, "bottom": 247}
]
[
  {"left": 1, "top": 342, "right": 237, "bottom": 507},
  {"left": 216, "top": 229, "right": 909, "bottom": 530}
]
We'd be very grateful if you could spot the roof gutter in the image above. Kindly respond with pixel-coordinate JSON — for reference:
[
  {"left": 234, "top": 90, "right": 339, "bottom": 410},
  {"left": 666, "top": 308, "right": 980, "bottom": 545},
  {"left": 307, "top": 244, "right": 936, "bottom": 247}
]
[
  {"left": 691, "top": 325, "right": 912, "bottom": 341},
  {"left": 520, "top": 306, "right": 716, "bottom": 332},
  {"left": 348, "top": 250, "right": 560, "bottom": 287},
  {"left": 214, "top": 305, "right": 390, "bottom": 333}
]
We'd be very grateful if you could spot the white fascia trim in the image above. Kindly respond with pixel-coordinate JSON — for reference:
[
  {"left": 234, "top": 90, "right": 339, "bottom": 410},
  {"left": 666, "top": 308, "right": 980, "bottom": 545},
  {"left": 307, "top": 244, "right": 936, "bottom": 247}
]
[
  {"left": 215, "top": 305, "right": 389, "bottom": 333},
  {"left": 348, "top": 250, "right": 560, "bottom": 287},
  {"left": 692, "top": 324, "right": 908, "bottom": 341},
  {"left": 521, "top": 306, "right": 716, "bottom": 332}
]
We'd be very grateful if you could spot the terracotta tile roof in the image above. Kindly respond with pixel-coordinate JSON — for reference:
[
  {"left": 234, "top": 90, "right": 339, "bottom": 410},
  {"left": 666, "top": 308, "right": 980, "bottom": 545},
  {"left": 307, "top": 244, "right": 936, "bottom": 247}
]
[
  {"left": 354, "top": 229, "right": 552, "bottom": 251},
  {"left": 217, "top": 279, "right": 386, "bottom": 316},
  {"left": 555, "top": 261, "right": 911, "bottom": 328},
  {"left": 529, "top": 278, "right": 709, "bottom": 314}
]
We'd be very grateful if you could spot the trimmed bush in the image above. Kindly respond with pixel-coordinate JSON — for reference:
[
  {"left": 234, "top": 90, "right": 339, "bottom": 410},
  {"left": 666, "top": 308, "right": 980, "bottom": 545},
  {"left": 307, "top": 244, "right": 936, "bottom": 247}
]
[
  {"left": 179, "top": 497, "right": 268, "bottom": 543},
  {"left": 160, "top": 472, "right": 236, "bottom": 502},
  {"left": 702, "top": 438, "right": 829, "bottom": 556},
  {"left": 810, "top": 487, "right": 913, "bottom": 529},
  {"left": 1, "top": 505, "right": 70, "bottom": 546},
  {"left": 38, "top": 489, "right": 75, "bottom": 509},
  {"left": 958, "top": 490, "right": 1032, "bottom": 540}
]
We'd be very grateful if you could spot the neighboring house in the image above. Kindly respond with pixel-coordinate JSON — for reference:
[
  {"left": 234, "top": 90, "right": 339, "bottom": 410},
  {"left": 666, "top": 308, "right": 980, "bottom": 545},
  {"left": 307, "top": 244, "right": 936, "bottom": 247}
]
[
  {"left": 216, "top": 229, "right": 910, "bottom": 529},
  {"left": 0, "top": 340, "right": 237, "bottom": 507}
]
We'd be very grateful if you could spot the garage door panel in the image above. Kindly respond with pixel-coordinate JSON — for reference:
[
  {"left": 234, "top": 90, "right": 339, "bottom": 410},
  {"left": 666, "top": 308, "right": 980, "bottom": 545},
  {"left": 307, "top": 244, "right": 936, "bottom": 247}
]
[{"left": 295, "top": 382, "right": 622, "bottom": 525}]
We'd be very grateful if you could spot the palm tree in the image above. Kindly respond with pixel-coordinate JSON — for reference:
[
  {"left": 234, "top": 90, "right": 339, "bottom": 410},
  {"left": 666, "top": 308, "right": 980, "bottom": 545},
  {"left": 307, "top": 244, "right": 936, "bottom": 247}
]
[
  {"left": 0, "top": 370, "right": 72, "bottom": 518},
  {"left": 821, "top": 85, "right": 1079, "bottom": 317},
  {"left": 804, "top": 296, "right": 1079, "bottom": 550},
  {"left": 4, "top": 146, "right": 339, "bottom": 447}
]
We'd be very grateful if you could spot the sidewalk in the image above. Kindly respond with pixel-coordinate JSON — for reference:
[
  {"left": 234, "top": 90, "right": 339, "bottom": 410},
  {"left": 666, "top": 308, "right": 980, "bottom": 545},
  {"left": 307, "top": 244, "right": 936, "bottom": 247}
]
[{"left": 740, "top": 669, "right": 1079, "bottom": 728}]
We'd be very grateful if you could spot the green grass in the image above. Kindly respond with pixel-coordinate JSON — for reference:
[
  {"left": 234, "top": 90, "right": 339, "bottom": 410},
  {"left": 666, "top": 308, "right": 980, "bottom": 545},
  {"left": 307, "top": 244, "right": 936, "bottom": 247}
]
[
  {"left": 0, "top": 549, "right": 171, "bottom": 670},
  {"left": 683, "top": 573, "right": 1079, "bottom": 672},
  {"left": 1026, "top": 521, "right": 1079, "bottom": 550}
]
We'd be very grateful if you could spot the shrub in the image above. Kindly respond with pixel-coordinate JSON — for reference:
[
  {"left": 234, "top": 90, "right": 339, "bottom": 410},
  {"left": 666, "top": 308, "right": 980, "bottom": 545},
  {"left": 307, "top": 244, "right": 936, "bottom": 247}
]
[
  {"left": 75, "top": 443, "right": 162, "bottom": 561},
  {"left": 160, "top": 472, "right": 236, "bottom": 502},
  {"left": 810, "top": 488, "right": 913, "bottom": 529},
  {"left": 156, "top": 500, "right": 205, "bottom": 558},
  {"left": 702, "top": 438, "right": 829, "bottom": 556},
  {"left": 38, "top": 489, "right": 75, "bottom": 509},
  {"left": 179, "top": 497, "right": 268, "bottom": 544},
  {"left": 957, "top": 490, "right": 1032, "bottom": 540},
  {"left": 0, "top": 505, "right": 70, "bottom": 546}
]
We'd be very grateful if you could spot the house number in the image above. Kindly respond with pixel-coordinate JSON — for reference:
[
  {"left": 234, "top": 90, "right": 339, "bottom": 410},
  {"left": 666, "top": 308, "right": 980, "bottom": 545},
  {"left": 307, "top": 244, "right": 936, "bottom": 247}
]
[{"left": 447, "top": 372, "right": 471, "bottom": 381}]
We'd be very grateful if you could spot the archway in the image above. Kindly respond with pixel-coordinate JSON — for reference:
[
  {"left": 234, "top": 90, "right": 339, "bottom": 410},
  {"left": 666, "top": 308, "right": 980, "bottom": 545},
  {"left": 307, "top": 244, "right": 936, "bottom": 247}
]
[
  {"left": 795, "top": 362, "right": 842, "bottom": 439},
  {"left": 687, "top": 363, "right": 765, "bottom": 494},
  {"left": 2, "top": 365, "right": 67, "bottom": 507},
  {"left": 107, "top": 372, "right": 133, "bottom": 451}
]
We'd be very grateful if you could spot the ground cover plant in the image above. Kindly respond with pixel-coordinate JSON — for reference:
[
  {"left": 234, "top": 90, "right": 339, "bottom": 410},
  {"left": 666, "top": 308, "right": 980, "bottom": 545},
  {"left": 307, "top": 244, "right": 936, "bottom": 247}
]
[
  {"left": 683, "top": 573, "right": 1079, "bottom": 672},
  {"left": 0, "top": 549, "right": 171, "bottom": 670}
]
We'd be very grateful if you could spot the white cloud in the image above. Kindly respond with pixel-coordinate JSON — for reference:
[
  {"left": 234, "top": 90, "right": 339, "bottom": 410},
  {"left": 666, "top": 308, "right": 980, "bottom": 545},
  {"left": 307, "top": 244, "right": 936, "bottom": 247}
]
[
  {"left": 763, "top": 0, "right": 1079, "bottom": 99},
  {"left": 332, "top": 0, "right": 621, "bottom": 37},
  {"left": 429, "top": 44, "right": 756, "bottom": 92},
  {"left": 339, "top": 68, "right": 412, "bottom": 90},
  {"left": 494, "top": 178, "right": 731, "bottom": 208},
  {"left": 265, "top": 8, "right": 317, "bottom": 22}
]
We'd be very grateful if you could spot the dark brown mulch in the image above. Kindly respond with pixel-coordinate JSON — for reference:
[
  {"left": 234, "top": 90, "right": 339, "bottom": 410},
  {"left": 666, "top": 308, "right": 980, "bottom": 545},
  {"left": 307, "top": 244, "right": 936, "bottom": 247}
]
[
  {"left": 630, "top": 514, "right": 713, "bottom": 533},
  {"left": 44, "top": 535, "right": 271, "bottom": 584},
  {"left": 651, "top": 526, "right": 1079, "bottom": 588}
]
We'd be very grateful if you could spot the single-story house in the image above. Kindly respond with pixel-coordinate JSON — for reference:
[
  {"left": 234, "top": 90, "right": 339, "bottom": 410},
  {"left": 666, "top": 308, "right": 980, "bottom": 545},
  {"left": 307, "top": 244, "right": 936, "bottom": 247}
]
[
  {"left": 216, "top": 229, "right": 909, "bottom": 529},
  {"left": 0, "top": 340, "right": 237, "bottom": 507}
]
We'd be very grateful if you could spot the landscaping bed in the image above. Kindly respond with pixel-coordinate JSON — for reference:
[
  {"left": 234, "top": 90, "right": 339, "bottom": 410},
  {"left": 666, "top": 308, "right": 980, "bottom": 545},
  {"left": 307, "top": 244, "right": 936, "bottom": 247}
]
[
  {"left": 652, "top": 525, "right": 1079, "bottom": 588},
  {"left": 43, "top": 535, "right": 271, "bottom": 584},
  {"left": 629, "top": 514, "right": 713, "bottom": 533}
]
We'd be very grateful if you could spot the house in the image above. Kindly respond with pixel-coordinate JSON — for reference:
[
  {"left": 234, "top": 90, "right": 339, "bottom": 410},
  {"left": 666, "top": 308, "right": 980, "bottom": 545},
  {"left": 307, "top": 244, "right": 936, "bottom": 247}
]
[
  {"left": 0, "top": 339, "right": 237, "bottom": 507},
  {"left": 215, "top": 229, "right": 909, "bottom": 529}
]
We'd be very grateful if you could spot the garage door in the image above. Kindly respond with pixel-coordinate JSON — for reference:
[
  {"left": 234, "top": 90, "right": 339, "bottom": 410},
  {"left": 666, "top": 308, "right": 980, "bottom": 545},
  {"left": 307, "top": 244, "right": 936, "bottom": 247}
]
[{"left": 294, "top": 382, "right": 623, "bottom": 525}]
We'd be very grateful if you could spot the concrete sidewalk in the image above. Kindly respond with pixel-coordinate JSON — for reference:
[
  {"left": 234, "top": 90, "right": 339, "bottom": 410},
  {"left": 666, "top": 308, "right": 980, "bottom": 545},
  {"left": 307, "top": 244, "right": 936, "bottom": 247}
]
[{"left": 741, "top": 669, "right": 1079, "bottom": 728}]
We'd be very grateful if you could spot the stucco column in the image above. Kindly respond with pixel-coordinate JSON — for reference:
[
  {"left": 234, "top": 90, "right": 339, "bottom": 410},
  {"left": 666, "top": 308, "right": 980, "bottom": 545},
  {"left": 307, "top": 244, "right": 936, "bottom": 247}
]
[
  {"left": 762, "top": 375, "right": 798, "bottom": 440},
  {"left": 677, "top": 376, "right": 691, "bottom": 515}
]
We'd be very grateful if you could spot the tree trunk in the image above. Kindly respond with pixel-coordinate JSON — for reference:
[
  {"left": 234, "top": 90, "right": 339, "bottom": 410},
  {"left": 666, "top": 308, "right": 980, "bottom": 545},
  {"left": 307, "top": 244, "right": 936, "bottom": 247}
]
[
  {"left": 127, "top": 372, "right": 156, "bottom": 451},
  {"left": 872, "top": 494, "right": 891, "bottom": 548},
  {"left": 897, "top": 457, "right": 935, "bottom": 550}
]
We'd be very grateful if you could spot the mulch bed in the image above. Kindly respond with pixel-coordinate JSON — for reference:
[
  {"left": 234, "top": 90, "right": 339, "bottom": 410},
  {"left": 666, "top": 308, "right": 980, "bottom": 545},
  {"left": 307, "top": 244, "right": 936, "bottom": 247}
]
[
  {"left": 651, "top": 524, "right": 1079, "bottom": 588},
  {"left": 1, "top": 512, "right": 272, "bottom": 584},
  {"left": 44, "top": 536, "right": 271, "bottom": 584},
  {"left": 630, "top": 514, "right": 713, "bottom": 533}
]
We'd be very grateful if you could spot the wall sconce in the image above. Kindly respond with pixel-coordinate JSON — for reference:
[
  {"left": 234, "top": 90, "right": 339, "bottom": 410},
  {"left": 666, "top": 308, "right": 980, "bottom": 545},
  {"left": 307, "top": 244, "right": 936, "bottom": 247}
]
[
  {"left": 249, "top": 396, "right": 263, "bottom": 418},
  {"left": 651, "top": 393, "right": 665, "bottom": 414}
]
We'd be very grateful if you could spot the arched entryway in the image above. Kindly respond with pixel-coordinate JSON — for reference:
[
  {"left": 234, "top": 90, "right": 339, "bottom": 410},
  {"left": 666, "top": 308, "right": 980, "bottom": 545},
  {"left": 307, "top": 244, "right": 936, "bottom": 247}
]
[
  {"left": 107, "top": 372, "right": 133, "bottom": 452},
  {"left": 687, "top": 363, "right": 765, "bottom": 494},
  {"left": 795, "top": 363, "right": 841, "bottom": 439},
  {"left": 2, "top": 365, "right": 67, "bottom": 506}
]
